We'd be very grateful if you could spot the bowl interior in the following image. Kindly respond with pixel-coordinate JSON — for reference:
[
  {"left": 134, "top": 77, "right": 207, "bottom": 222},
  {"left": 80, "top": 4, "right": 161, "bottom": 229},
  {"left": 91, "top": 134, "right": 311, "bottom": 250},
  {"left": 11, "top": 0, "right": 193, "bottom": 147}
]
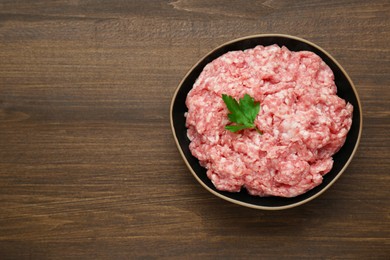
[{"left": 171, "top": 35, "right": 362, "bottom": 209}]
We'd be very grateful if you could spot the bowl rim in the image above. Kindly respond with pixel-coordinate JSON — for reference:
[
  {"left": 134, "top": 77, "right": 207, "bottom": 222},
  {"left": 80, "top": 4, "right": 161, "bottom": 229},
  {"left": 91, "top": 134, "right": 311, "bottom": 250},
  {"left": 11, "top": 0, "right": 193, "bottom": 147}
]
[{"left": 170, "top": 33, "right": 363, "bottom": 210}]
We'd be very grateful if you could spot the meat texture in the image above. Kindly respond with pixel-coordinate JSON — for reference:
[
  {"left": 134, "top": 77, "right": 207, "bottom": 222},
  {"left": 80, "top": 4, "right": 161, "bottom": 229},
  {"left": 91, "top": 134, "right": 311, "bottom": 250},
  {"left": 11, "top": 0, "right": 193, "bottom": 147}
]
[{"left": 185, "top": 45, "right": 353, "bottom": 197}]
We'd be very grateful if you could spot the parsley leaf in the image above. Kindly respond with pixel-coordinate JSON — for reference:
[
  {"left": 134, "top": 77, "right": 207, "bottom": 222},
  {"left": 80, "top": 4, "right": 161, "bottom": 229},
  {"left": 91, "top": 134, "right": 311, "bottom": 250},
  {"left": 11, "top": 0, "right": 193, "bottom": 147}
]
[{"left": 222, "top": 94, "right": 261, "bottom": 133}]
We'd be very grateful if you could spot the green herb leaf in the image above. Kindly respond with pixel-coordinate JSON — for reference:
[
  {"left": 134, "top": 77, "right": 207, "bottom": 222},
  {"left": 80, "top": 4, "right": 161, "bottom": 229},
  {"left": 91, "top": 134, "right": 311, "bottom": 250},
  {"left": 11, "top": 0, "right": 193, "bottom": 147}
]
[
  {"left": 222, "top": 93, "right": 261, "bottom": 133},
  {"left": 225, "top": 124, "right": 249, "bottom": 132}
]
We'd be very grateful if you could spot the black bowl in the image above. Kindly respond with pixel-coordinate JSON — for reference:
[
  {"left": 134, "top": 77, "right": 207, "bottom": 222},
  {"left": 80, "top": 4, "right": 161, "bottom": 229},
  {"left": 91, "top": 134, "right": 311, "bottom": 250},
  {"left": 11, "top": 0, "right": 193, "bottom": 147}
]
[{"left": 170, "top": 34, "right": 362, "bottom": 210}]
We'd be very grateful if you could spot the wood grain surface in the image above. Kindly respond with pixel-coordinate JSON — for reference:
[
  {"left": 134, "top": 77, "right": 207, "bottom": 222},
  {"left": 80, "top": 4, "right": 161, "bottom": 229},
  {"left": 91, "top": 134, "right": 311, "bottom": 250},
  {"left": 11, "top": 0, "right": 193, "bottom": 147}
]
[{"left": 0, "top": 0, "right": 389, "bottom": 259}]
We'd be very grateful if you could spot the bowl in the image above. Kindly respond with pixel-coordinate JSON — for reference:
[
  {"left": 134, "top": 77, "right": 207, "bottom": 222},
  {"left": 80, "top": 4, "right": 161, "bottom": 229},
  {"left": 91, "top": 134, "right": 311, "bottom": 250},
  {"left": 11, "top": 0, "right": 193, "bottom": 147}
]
[{"left": 170, "top": 34, "right": 362, "bottom": 210}]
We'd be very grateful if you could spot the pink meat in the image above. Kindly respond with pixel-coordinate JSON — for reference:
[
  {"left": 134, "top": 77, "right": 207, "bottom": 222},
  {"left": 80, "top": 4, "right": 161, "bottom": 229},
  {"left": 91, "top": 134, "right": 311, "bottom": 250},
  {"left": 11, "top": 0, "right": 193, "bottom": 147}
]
[{"left": 185, "top": 45, "right": 353, "bottom": 197}]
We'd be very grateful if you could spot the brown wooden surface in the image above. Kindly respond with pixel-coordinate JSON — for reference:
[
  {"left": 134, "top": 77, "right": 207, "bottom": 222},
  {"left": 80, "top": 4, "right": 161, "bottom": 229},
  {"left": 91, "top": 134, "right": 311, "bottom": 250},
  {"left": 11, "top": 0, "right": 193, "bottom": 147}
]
[{"left": 0, "top": 1, "right": 389, "bottom": 259}]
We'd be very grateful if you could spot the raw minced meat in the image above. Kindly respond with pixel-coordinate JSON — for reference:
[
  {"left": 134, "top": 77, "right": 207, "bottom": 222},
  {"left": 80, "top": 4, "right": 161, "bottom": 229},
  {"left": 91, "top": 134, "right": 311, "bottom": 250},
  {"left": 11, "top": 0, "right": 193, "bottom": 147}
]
[{"left": 185, "top": 44, "right": 353, "bottom": 197}]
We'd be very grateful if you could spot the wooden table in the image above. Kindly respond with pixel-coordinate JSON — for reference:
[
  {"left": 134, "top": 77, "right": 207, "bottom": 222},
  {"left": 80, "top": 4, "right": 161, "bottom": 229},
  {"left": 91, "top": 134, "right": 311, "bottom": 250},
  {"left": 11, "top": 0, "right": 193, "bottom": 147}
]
[{"left": 1, "top": 1, "right": 389, "bottom": 259}]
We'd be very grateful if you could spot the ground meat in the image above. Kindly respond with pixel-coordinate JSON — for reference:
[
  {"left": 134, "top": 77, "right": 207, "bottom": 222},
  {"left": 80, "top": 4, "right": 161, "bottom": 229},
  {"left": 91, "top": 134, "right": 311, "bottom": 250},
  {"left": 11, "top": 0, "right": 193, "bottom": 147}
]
[{"left": 185, "top": 44, "right": 353, "bottom": 197}]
